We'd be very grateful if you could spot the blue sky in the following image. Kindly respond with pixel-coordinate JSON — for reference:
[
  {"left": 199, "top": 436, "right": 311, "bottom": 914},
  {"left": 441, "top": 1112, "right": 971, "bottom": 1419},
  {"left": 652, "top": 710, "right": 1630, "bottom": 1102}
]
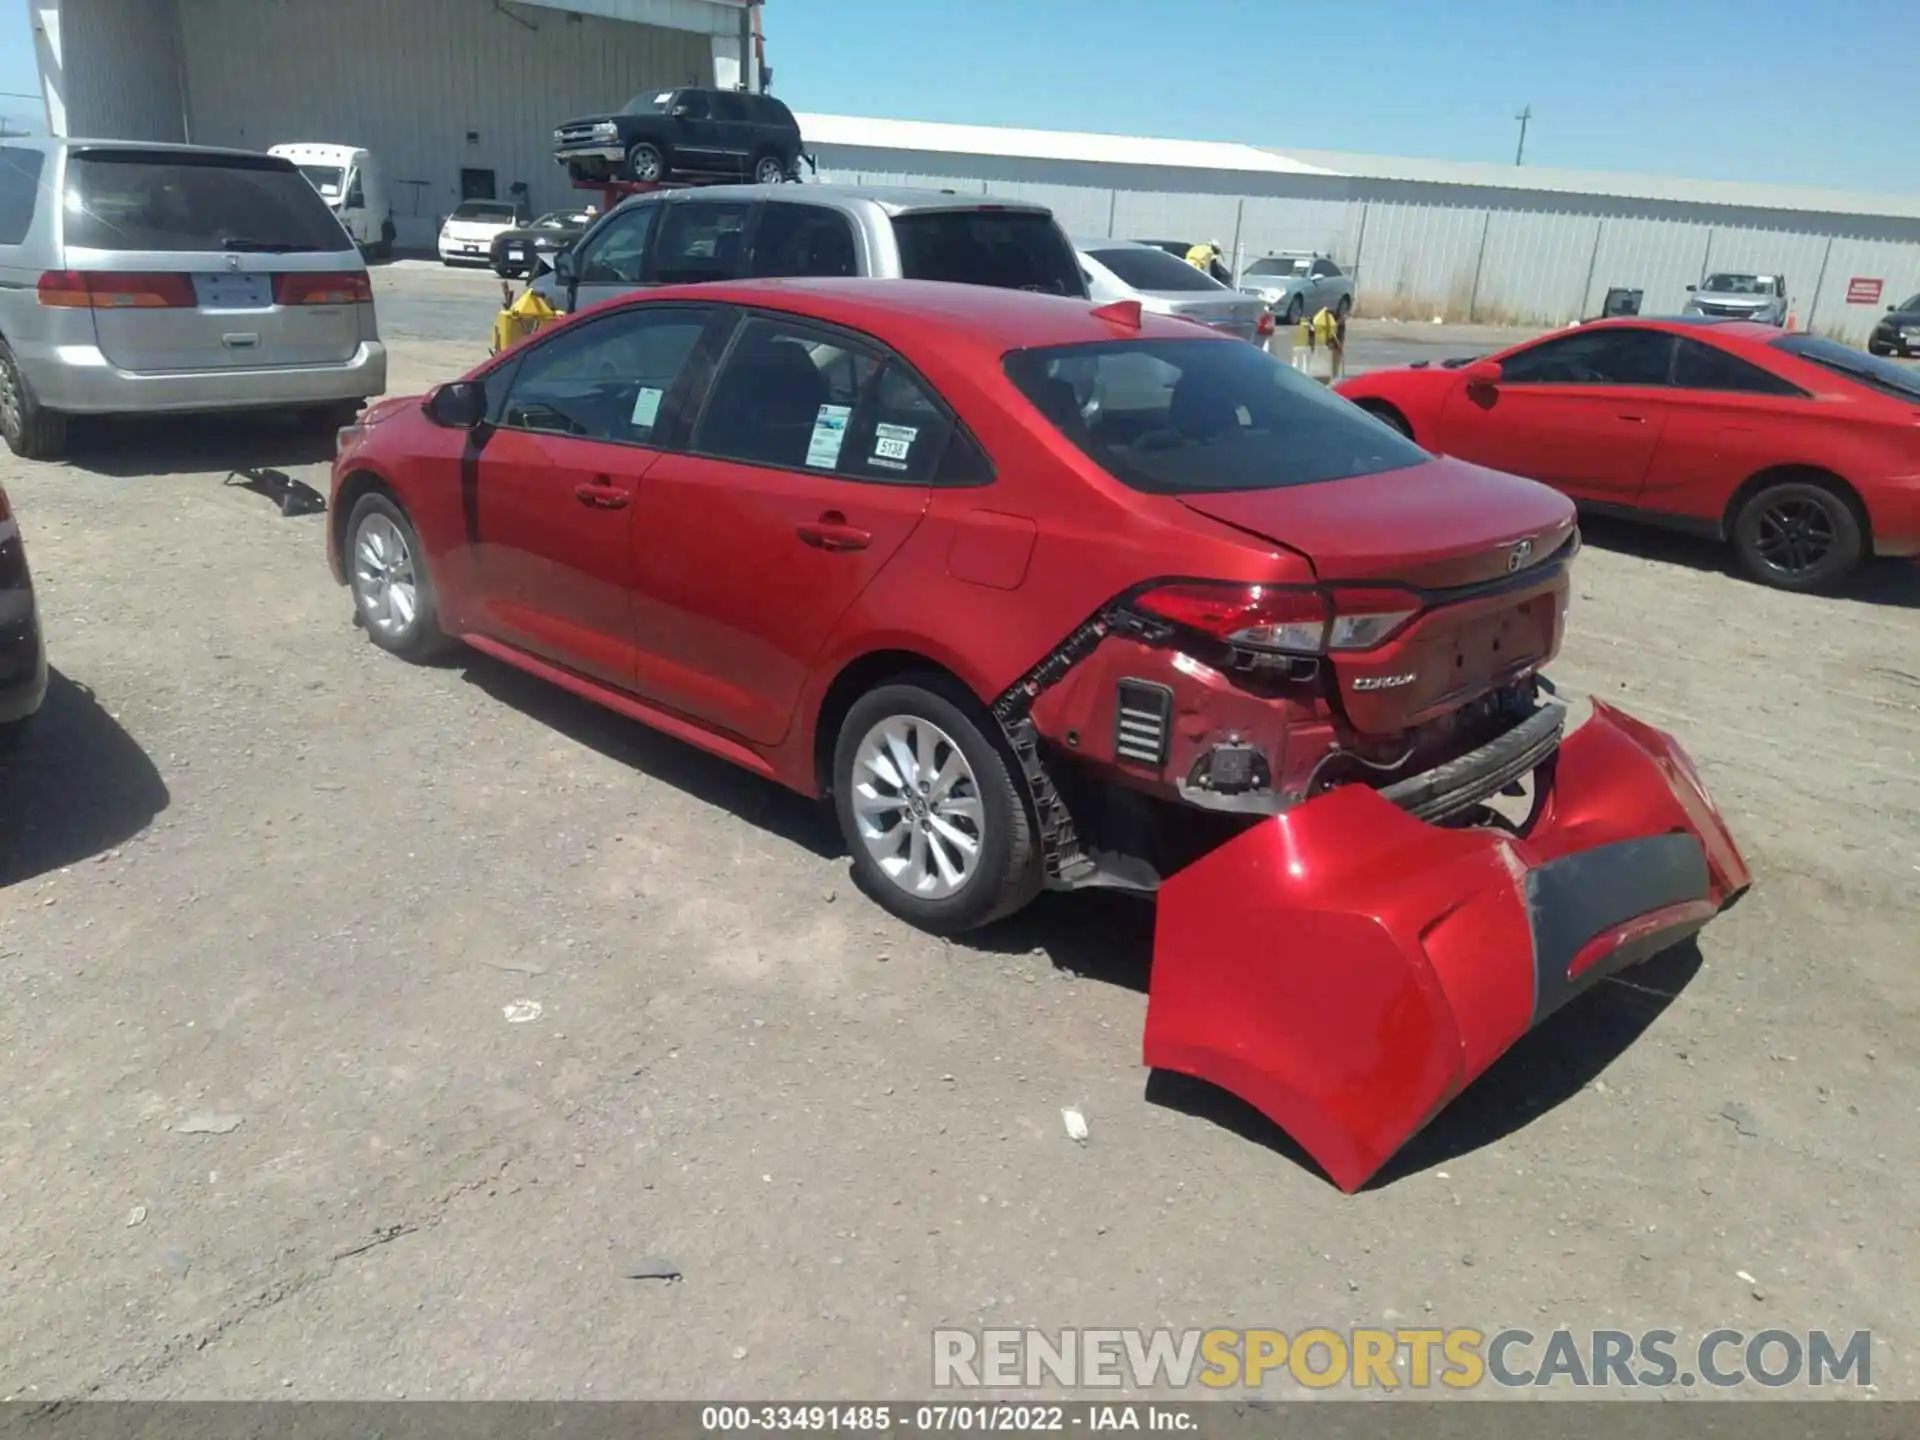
[{"left": 0, "top": 0, "right": 1913, "bottom": 192}]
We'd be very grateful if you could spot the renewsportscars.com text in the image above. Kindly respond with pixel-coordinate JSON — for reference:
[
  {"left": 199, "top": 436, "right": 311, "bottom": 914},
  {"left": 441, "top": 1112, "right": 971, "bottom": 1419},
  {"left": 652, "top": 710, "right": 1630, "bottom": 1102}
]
[{"left": 932, "top": 1327, "right": 1872, "bottom": 1391}]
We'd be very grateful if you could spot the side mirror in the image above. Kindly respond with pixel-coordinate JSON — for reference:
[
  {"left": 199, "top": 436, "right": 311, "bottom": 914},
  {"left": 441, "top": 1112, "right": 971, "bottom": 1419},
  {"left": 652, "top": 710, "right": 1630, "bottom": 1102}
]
[
  {"left": 1463, "top": 359, "right": 1503, "bottom": 386},
  {"left": 1685, "top": 283, "right": 1697, "bottom": 292},
  {"left": 553, "top": 249, "right": 578, "bottom": 285},
  {"left": 425, "top": 380, "right": 488, "bottom": 430}
]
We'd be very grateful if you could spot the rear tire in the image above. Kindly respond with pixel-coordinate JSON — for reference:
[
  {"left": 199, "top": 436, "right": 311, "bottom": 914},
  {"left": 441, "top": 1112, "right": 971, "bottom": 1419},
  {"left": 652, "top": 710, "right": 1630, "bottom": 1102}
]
[
  {"left": 832, "top": 676, "right": 1042, "bottom": 935},
  {"left": 1731, "top": 478, "right": 1865, "bottom": 593},
  {"left": 752, "top": 151, "right": 787, "bottom": 185},
  {"left": 345, "top": 493, "right": 454, "bottom": 662},
  {"left": 0, "top": 339, "right": 68, "bottom": 461},
  {"left": 625, "top": 142, "right": 666, "bottom": 183},
  {"left": 1284, "top": 294, "right": 1304, "bottom": 326},
  {"left": 1360, "top": 402, "right": 1413, "bottom": 440},
  {"left": 1335, "top": 294, "right": 1352, "bottom": 320}
]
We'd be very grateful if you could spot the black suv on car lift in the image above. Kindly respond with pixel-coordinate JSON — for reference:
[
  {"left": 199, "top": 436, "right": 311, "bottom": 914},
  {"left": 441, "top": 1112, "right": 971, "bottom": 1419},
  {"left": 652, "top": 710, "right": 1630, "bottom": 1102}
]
[{"left": 554, "top": 87, "right": 805, "bottom": 187}]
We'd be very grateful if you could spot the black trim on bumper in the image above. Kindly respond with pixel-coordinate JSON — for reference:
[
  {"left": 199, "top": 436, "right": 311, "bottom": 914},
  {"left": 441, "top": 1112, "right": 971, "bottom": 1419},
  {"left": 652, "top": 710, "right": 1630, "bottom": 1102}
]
[
  {"left": 1526, "top": 833, "right": 1711, "bottom": 1022},
  {"left": 1377, "top": 700, "right": 1566, "bottom": 823}
]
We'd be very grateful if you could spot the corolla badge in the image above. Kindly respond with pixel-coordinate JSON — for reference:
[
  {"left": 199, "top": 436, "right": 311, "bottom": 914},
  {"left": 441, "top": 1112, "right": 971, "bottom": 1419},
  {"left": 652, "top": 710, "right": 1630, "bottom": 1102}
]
[
  {"left": 1507, "top": 538, "right": 1535, "bottom": 572},
  {"left": 1351, "top": 673, "right": 1418, "bottom": 692}
]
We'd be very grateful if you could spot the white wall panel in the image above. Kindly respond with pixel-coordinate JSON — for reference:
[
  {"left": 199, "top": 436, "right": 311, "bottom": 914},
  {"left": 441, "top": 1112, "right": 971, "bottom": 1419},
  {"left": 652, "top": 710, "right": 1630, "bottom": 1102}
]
[
  {"left": 179, "top": 0, "right": 711, "bottom": 243},
  {"left": 42, "top": 0, "right": 185, "bottom": 142}
]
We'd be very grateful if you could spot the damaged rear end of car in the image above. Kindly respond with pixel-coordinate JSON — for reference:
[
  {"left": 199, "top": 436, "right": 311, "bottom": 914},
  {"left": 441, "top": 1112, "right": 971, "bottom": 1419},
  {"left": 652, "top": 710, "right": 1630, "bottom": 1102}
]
[{"left": 994, "top": 330, "right": 1752, "bottom": 1192}]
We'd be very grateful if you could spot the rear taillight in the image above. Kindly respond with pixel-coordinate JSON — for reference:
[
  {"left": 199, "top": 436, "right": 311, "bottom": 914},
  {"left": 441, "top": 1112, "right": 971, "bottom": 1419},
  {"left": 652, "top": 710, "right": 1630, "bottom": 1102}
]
[
  {"left": 273, "top": 271, "right": 374, "bottom": 306},
  {"left": 1133, "top": 581, "right": 1423, "bottom": 655},
  {"left": 38, "top": 270, "right": 196, "bottom": 309},
  {"left": 1256, "top": 311, "right": 1276, "bottom": 337}
]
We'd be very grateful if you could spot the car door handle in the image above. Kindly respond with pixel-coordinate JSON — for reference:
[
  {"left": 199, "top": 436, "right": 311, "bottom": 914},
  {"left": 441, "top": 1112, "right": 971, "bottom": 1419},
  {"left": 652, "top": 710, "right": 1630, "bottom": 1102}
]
[
  {"left": 796, "top": 514, "right": 871, "bottom": 551},
  {"left": 574, "top": 480, "right": 629, "bottom": 510},
  {"left": 1618, "top": 414, "right": 1646, "bottom": 423}
]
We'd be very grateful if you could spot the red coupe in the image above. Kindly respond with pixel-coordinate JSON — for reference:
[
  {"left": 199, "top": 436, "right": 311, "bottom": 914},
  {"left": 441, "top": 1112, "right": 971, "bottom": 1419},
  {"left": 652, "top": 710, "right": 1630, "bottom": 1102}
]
[
  {"left": 1335, "top": 318, "right": 1920, "bottom": 592},
  {"left": 327, "top": 280, "right": 1748, "bottom": 1191}
]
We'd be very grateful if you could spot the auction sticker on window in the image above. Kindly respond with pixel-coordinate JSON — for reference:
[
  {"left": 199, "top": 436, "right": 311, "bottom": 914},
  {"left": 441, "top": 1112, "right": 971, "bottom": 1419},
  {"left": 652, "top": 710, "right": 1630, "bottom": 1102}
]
[
  {"left": 806, "top": 404, "right": 852, "bottom": 469},
  {"left": 630, "top": 386, "right": 664, "bottom": 429},
  {"left": 870, "top": 422, "right": 918, "bottom": 471}
]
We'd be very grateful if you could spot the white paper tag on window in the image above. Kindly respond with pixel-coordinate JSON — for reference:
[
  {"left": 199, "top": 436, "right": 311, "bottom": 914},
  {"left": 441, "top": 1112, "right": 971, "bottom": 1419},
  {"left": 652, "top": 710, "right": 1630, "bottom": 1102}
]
[
  {"left": 871, "top": 422, "right": 917, "bottom": 468},
  {"left": 806, "top": 404, "right": 851, "bottom": 469},
  {"left": 630, "top": 386, "right": 664, "bottom": 428}
]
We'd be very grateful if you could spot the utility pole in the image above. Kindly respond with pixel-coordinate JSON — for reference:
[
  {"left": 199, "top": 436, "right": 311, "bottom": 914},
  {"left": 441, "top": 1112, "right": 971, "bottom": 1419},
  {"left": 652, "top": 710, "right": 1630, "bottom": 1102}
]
[{"left": 1514, "top": 105, "right": 1532, "bottom": 166}]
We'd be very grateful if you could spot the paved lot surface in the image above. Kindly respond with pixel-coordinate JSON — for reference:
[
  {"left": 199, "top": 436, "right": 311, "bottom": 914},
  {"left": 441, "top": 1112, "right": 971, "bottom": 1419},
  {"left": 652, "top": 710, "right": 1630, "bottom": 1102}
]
[{"left": 0, "top": 265, "right": 1916, "bottom": 1402}]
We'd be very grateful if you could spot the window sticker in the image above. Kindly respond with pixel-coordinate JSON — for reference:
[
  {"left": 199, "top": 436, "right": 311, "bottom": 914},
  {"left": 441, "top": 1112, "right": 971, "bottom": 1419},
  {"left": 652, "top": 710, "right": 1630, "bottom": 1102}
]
[
  {"left": 630, "top": 386, "right": 664, "bottom": 428},
  {"left": 870, "top": 422, "right": 917, "bottom": 470},
  {"left": 806, "top": 404, "right": 852, "bottom": 469}
]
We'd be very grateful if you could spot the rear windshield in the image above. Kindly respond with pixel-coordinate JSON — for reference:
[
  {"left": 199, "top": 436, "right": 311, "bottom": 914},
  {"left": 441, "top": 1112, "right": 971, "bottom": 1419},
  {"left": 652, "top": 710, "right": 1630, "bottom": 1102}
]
[
  {"left": 1773, "top": 333, "right": 1920, "bottom": 401},
  {"left": 1005, "top": 338, "right": 1428, "bottom": 495},
  {"left": 1087, "top": 246, "right": 1221, "bottom": 293},
  {"left": 452, "top": 201, "right": 517, "bottom": 221},
  {"left": 891, "top": 211, "right": 1086, "bottom": 297},
  {"left": 64, "top": 150, "right": 350, "bottom": 253}
]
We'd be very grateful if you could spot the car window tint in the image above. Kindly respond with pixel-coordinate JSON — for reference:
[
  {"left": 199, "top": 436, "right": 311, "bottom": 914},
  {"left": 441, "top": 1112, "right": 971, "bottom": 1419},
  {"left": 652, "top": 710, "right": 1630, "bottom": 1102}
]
[
  {"left": 1500, "top": 328, "right": 1674, "bottom": 386},
  {"left": 841, "top": 362, "right": 958, "bottom": 484},
  {"left": 693, "top": 318, "right": 883, "bottom": 472},
  {"left": 64, "top": 150, "right": 348, "bottom": 253},
  {"left": 0, "top": 146, "right": 45, "bottom": 245},
  {"left": 1672, "top": 338, "right": 1805, "bottom": 396},
  {"left": 751, "top": 203, "right": 857, "bottom": 278},
  {"left": 1086, "top": 245, "right": 1219, "bottom": 293},
  {"left": 677, "top": 91, "right": 710, "bottom": 119},
  {"left": 576, "top": 204, "right": 659, "bottom": 284},
  {"left": 891, "top": 211, "right": 1084, "bottom": 297},
  {"left": 499, "top": 307, "right": 712, "bottom": 444},
  {"left": 713, "top": 92, "right": 750, "bottom": 123},
  {"left": 653, "top": 201, "right": 754, "bottom": 285},
  {"left": 1004, "top": 338, "right": 1427, "bottom": 495}
]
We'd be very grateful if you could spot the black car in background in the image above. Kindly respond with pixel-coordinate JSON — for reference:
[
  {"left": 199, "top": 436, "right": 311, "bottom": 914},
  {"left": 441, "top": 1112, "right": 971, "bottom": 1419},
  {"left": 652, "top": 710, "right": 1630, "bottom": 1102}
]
[
  {"left": 553, "top": 87, "right": 804, "bottom": 187},
  {"left": 491, "top": 209, "right": 596, "bottom": 278},
  {"left": 0, "top": 479, "right": 46, "bottom": 748},
  {"left": 1867, "top": 291, "right": 1920, "bottom": 357}
]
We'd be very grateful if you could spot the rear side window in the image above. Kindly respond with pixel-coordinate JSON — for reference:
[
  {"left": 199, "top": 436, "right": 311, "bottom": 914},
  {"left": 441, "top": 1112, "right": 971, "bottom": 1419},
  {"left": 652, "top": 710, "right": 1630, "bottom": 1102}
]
[
  {"left": 63, "top": 150, "right": 350, "bottom": 253},
  {"left": 1086, "top": 245, "right": 1220, "bottom": 293},
  {"left": 751, "top": 203, "right": 857, "bottom": 277},
  {"left": 752, "top": 96, "right": 796, "bottom": 127},
  {"left": 1004, "top": 338, "right": 1427, "bottom": 495},
  {"left": 0, "top": 146, "right": 45, "bottom": 245},
  {"left": 713, "top": 92, "right": 751, "bottom": 123},
  {"left": 1673, "top": 338, "right": 1804, "bottom": 396},
  {"left": 892, "top": 211, "right": 1085, "bottom": 297},
  {"left": 653, "top": 200, "right": 754, "bottom": 284}
]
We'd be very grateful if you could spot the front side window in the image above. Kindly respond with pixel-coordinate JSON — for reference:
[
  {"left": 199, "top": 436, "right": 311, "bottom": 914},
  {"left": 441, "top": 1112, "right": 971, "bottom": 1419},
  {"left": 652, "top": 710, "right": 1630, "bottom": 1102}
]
[
  {"left": 64, "top": 150, "right": 349, "bottom": 253},
  {"left": 1310, "top": 259, "right": 1339, "bottom": 278},
  {"left": 575, "top": 204, "right": 660, "bottom": 284},
  {"left": 1499, "top": 328, "right": 1674, "bottom": 386},
  {"left": 1672, "top": 338, "right": 1805, "bottom": 396},
  {"left": 751, "top": 203, "right": 858, "bottom": 278},
  {"left": 673, "top": 91, "right": 710, "bottom": 120},
  {"left": 499, "top": 306, "right": 715, "bottom": 444},
  {"left": 891, "top": 210, "right": 1084, "bottom": 297},
  {"left": 1004, "top": 338, "right": 1427, "bottom": 495},
  {"left": 653, "top": 200, "right": 755, "bottom": 285},
  {"left": 344, "top": 172, "right": 365, "bottom": 209}
]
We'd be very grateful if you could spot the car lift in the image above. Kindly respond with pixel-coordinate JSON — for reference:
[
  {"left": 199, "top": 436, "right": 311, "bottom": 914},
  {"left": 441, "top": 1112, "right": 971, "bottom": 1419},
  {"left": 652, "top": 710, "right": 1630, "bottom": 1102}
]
[{"left": 564, "top": 151, "right": 818, "bottom": 213}]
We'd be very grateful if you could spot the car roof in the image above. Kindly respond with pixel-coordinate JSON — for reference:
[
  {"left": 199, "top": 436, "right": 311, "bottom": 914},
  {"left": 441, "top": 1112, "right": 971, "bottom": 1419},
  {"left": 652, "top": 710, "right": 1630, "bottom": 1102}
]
[
  {"left": 608, "top": 276, "right": 1226, "bottom": 355},
  {"left": 1568, "top": 315, "right": 1784, "bottom": 340},
  {"left": 617, "top": 183, "right": 1052, "bottom": 218},
  {"left": 57, "top": 138, "right": 296, "bottom": 163},
  {"left": 1072, "top": 236, "right": 1157, "bottom": 251}
]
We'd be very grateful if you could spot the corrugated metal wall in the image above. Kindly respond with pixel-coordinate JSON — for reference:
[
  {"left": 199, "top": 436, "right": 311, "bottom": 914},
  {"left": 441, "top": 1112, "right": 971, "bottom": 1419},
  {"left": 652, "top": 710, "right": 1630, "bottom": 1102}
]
[
  {"left": 175, "top": 0, "right": 712, "bottom": 244},
  {"left": 812, "top": 143, "right": 1920, "bottom": 344},
  {"left": 46, "top": 0, "right": 188, "bottom": 143}
]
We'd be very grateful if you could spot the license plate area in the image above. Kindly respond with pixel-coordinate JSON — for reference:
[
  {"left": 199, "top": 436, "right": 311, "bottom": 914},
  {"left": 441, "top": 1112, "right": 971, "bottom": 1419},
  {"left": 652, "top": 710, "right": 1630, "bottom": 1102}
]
[{"left": 193, "top": 273, "right": 271, "bottom": 310}]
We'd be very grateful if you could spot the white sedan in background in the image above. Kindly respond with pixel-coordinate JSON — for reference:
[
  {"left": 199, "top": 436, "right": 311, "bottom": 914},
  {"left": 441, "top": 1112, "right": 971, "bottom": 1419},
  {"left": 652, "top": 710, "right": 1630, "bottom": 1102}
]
[
  {"left": 1074, "top": 238, "right": 1271, "bottom": 344},
  {"left": 437, "top": 200, "right": 520, "bottom": 267}
]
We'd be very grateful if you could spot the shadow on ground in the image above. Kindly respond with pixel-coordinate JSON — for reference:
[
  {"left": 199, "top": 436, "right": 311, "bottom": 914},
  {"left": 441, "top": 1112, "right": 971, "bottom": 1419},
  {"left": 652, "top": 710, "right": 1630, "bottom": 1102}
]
[
  {"left": 458, "top": 652, "right": 839, "bottom": 860},
  {"left": 0, "top": 670, "right": 170, "bottom": 886},
  {"left": 1145, "top": 939, "right": 1705, "bottom": 1190},
  {"left": 61, "top": 411, "right": 340, "bottom": 479},
  {"left": 1578, "top": 513, "right": 1919, "bottom": 609}
]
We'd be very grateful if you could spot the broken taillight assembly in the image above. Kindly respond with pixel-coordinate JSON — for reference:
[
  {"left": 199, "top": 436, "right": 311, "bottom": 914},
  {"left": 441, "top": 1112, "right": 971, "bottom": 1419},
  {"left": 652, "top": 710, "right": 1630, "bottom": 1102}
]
[{"left": 1133, "top": 581, "right": 1422, "bottom": 655}]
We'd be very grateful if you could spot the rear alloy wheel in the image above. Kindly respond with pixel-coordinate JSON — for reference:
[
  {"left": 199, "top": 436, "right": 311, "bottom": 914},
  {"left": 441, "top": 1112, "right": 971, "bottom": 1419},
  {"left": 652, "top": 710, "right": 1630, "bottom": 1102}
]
[
  {"left": 833, "top": 679, "right": 1041, "bottom": 934},
  {"left": 0, "top": 340, "right": 68, "bottom": 461},
  {"left": 752, "top": 152, "right": 787, "bottom": 185},
  {"left": 347, "top": 493, "right": 452, "bottom": 661},
  {"left": 1363, "top": 404, "right": 1412, "bottom": 440},
  {"left": 625, "top": 142, "right": 666, "bottom": 183},
  {"left": 1732, "top": 480, "right": 1865, "bottom": 593}
]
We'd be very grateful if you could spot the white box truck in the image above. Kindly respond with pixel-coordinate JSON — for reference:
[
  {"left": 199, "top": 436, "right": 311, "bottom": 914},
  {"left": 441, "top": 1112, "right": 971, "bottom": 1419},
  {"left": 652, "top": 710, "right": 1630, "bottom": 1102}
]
[{"left": 270, "top": 143, "right": 395, "bottom": 260}]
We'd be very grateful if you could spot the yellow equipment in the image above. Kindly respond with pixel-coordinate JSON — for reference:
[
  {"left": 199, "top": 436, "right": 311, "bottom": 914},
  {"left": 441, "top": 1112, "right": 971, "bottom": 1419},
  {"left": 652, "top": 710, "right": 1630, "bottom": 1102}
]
[{"left": 490, "top": 282, "right": 559, "bottom": 356}]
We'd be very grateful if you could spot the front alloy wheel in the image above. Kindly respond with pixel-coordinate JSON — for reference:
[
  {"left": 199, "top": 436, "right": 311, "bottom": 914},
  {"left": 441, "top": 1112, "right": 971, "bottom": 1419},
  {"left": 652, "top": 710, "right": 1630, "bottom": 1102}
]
[{"left": 346, "top": 493, "right": 451, "bottom": 661}]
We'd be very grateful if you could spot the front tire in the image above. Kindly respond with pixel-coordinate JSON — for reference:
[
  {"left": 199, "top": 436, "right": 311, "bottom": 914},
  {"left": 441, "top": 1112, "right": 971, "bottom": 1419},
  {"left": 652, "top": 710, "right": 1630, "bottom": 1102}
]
[
  {"left": 0, "top": 340, "right": 68, "bottom": 461},
  {"left": 832, "top": 677, "right": 1042, "bottom": 934},
  {"left": 625, "top": 142, "right": 666, "bottom": 183},
  {"left": 1284, "top": 294, "right": 1304, "bottom": 326},
  {"left": 346, "top": 493, "right": 453, "bottom": 661},
  {"left": 1731, "top": 478, "right": 1865, "bottom": 593}
]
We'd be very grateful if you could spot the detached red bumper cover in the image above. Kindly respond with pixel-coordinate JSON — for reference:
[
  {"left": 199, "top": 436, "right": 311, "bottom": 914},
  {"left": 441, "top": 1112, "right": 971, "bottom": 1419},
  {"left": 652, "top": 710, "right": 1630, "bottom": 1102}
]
[{"left": 1143, "top": 700, "right": 1751, "bottom": 1193}]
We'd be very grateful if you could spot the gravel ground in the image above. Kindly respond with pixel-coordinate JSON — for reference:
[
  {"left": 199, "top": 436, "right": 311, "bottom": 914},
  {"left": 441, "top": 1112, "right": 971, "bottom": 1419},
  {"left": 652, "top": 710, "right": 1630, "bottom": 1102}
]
[{"left": 0, "top": 270, "right": 1915, "bottom": 1402}]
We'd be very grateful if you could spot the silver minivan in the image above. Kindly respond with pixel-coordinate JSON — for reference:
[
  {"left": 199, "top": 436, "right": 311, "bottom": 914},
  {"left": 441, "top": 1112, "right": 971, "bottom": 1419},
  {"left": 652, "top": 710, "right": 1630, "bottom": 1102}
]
[
  {"left": 0, "top": 138, "right": 387, "bottom": 459},
  {"left": 537, "top": 183, "right": 1088, "bottom": 314}
]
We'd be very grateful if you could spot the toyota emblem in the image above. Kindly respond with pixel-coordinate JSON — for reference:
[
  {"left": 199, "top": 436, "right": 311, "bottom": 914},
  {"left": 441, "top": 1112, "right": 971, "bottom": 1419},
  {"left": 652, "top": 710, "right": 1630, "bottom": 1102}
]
[
  {"left": 1507, "top": 539, "right": 1534, "bottom": 573},
  {"left": 226, "top": 254, "right": 241, "bottom": 271}
]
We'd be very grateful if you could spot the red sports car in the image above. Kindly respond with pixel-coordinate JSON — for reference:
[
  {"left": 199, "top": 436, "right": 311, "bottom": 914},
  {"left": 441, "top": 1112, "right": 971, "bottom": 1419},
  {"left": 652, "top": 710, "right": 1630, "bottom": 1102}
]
[
  {"left": 1335, "top": 318, "right": 1920, "bottom": 592},
  {"left": 327, "top": 280, "right": 1748, "bottom": 1191}
]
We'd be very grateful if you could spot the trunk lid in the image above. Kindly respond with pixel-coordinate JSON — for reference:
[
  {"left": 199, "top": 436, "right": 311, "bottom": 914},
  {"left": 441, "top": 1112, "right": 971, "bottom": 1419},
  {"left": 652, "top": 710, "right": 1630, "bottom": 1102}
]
[
  {"left": 1178, "top": 456, "right": 1578, "bottom": 734},
  {"left": 1149, "top": 293, "right": 1265, "bottom": 341}
]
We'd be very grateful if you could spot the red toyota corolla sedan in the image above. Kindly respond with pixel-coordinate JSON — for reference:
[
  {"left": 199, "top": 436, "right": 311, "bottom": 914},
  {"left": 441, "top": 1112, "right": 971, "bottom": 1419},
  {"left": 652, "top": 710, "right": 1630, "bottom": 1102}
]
[
  {"left": 327, "top": 280, "right": 1749, "bottom": 1191},
  {"left": 1335, "top": 318, "right": 1920, "bottom": 592}
]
